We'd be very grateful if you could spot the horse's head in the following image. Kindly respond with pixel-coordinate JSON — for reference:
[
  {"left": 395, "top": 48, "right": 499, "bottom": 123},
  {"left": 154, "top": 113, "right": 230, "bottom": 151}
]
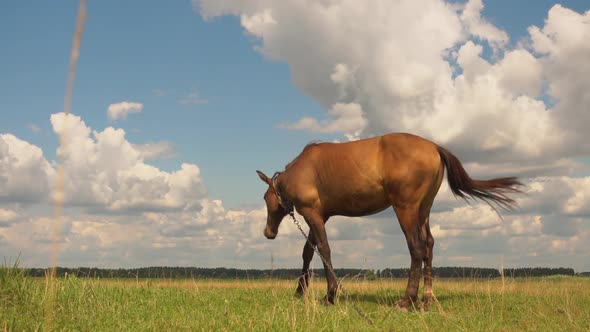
[{"left": 256, "top": 170, "right": 288, "bottom": 240}]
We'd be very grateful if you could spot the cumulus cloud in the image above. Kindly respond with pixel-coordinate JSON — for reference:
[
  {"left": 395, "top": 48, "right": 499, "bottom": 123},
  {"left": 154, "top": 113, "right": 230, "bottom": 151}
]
[
  {"left": 50, "top": 112, "right": 208, "bottom": 213},
  {"left": 2, "top": 112, "right": 209, "bottom": 217},
  {"left": 0, "top": 134, "right": 54, "bottom": 204},
  {"left": 107, "top": 101, "right": 144, "bottom": 121},
  {"left": 0, "top": 112, "right": 234, "bottom": 267},
  {"left": 132, "top": 142, "right": 176, "bottom": 160},
  {"left": 435, "top": 205, "right": 501, "bottom": 230},
  {"left": 195, "top": 0, "right": 590, "bottom": 168},
  {"left": 460, "top": 0, "right": 509, "bottom": 48},
  {"left": 279, "top": 102, "right": 367, "bottom": 137},
  {"left": 0, "top": 208, "right": 19, "bottom": 227},
  {"left": 528, "top": 5, "right": 590, "bottom": 155},
  {"left": 1, "top": 175, "right": 590, "bottom": 270}
]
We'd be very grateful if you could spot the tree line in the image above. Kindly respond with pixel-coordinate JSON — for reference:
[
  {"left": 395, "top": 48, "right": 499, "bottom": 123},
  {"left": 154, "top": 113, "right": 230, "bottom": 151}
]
[{"left": 25, "top": 266, "right": 576, "bottom": 279}]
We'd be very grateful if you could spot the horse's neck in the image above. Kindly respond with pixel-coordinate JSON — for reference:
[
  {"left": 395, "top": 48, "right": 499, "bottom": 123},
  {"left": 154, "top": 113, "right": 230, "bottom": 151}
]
[{"left": 278, "top": 162, "right": 304, "bottom": 194}]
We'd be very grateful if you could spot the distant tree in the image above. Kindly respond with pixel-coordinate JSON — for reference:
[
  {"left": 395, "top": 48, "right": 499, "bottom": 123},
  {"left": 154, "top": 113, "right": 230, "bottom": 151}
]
[{"left": 24, "top": 266, "right": 576, "bottom": 279}]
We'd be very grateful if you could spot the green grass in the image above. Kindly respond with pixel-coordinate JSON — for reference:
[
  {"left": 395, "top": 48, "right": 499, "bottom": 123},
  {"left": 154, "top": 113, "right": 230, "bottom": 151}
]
[{"left": 1, "top": 266, "right": 589, "bottom": 331}]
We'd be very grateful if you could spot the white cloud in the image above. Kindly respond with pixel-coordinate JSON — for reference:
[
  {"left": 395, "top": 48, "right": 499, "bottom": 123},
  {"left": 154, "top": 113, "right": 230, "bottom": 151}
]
[
  {"left": 435, "top": 205, "right": 501, "bottom": 230},
  {"left": 241, "top": 9, "right": 276, "bottom": 37},
  {"left": 493, "top": 49, "right": 543, "bottom": 97},
  {"left": 107, "top": 101, "right": 143, "bottom": 121},
  {"left": 460, "top": 0, "right": 509, "bottom": 48},
  {"left": 508, "top": 215, "right": 542, "bottom": 236},
  {"left": 279, "top": 102, "right": 367, "bottom": 136},
  {"left": 516, "top": 177, "right": 590, "bottom": 218},
  {"left": 1, "top": 173, "right": 590, "bottom": 270},
  {"left": 0, "top": 134, "right": 54, "bottom": 204},
  {"left": 0, "top": 208, "right": 19, "bottom": 227},
  {"left": 528, "top": 5, "right": 590, "bottom": 155},
  {"left": 562, "top": 178, "right": 590, "bottom": 216},
  {"left": 201, "top": 0, "right": 465, "bottom": 135},
  {"left": 195, "top": 0, "right": 590, "bottom": 166},
  {"left": 50, "top": 112, "right": 208, "bottom": 213},
  {"left": 131, "top": 142, "right": 176, "bottom": 160}
]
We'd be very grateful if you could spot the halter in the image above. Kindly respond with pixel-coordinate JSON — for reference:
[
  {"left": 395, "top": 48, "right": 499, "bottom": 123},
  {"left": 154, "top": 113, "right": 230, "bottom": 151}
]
[{"left": 271, "top": 172, "right": 294, "bottom": 215}]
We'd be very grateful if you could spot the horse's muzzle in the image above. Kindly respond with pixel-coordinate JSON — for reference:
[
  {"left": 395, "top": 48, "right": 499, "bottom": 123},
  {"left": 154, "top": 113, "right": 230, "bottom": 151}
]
[{"left": 264, "top": 226, "right": 277, "bottom": 240}]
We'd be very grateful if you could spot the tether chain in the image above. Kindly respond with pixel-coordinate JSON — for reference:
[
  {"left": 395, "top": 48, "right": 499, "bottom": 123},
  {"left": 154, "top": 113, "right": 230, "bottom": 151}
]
[{"left": 289, "top": 212, "right": 374, "bottom": 325}]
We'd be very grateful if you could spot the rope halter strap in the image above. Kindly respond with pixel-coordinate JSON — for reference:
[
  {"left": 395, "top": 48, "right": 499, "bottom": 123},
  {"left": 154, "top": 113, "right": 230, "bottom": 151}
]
[{"left": 271, "top": 172, "right": 293, "bottom": 215}]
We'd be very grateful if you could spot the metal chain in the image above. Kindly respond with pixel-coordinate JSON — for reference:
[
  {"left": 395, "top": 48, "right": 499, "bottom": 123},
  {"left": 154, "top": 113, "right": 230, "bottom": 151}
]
[{"left": 289, "top": 212, "right": 374, "bottom": 325}]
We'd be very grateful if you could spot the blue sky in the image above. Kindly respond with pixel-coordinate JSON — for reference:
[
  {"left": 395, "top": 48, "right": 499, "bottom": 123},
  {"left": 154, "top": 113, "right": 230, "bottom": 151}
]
[
  {"left": 1, "top": 0, "right": 587, "bottom": 208},
  {"left": 1, "top": 1, "right": 331, "bottom": 209},
  {"left": 1, "top": 0, "right": 590, "bottom": 270}
]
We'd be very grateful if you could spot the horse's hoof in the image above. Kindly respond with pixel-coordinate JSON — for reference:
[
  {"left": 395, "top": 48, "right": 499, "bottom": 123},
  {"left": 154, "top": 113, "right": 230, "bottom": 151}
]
[
  {"left": 395, "top": 298, "right": 415, "bottom": 311},
  {"left": 421, "top": 299, "right": 432, "bottom": 312},
  {"left": 394, "top": 305, "right": 408, "bottom": 313},
  {"left": 294, "top": 288, "right": 305, "bottom": 298},
  {"left": 322, "top": 295, "right": 335, "bottom": 305}
]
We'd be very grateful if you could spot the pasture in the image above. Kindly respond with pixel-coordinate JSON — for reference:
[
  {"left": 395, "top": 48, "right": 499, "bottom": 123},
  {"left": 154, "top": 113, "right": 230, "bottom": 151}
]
[{"left": 2, "top": 266, "right": 589, "bottom": 331}]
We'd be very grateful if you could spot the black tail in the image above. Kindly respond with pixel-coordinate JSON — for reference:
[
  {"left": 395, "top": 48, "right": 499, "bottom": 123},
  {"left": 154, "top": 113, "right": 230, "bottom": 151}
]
[{"left": 436, "top": 146, "right": 523, "bottom": 211}]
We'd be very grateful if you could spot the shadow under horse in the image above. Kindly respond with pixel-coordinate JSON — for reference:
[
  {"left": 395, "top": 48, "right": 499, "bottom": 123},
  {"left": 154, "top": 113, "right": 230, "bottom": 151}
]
[{"left": 256, "top": 132, "right": 521, "bottom": 310}]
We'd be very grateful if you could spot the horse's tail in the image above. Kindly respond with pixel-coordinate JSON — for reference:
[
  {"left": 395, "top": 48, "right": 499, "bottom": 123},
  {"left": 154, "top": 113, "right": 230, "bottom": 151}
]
[{"left": 436, "top": 145, "right": 523, "bottom": 211}]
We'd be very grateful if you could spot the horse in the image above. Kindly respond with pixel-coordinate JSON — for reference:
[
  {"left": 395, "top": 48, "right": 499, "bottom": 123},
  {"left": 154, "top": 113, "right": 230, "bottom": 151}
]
[{"left": 256, "top": 132, "right": 521, "bottom": 310}]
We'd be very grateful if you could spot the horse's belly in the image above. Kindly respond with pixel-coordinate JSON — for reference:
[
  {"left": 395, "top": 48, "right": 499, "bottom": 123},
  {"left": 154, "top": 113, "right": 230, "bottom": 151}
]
[{"left": 327, "top": 188, "right": 390, "bottom": 217}]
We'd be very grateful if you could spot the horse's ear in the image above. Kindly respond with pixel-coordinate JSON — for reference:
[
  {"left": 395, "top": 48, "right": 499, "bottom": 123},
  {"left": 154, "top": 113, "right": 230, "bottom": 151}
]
[{"left": 256, "top": 170, "right": 271, "bottom": 185}]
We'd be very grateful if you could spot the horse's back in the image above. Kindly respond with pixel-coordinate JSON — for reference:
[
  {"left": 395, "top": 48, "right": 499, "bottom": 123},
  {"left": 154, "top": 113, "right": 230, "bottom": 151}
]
[
  {"left": 301, "top": 133, "right": 440, "bottom": 182},
  {"left": 384, "top": 131, "right": 439, "bottom": 158}
]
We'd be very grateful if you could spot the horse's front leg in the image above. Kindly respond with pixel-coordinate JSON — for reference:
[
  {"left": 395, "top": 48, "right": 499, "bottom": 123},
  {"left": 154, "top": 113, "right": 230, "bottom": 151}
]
[
  {"left": 303, "top": 211, "right": 337, "bottom": 304},
  {"left": 295, "top": 230, "right": 315, "bottom": 297}
]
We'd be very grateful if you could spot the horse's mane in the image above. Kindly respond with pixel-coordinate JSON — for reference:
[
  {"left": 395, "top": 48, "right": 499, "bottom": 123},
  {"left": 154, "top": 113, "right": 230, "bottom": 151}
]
[{"left": 284, "top": 141, "right": 322, "bottom": 170}]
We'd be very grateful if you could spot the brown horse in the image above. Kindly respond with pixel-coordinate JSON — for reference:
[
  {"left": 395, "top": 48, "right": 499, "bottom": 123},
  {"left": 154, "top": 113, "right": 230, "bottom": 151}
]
[{"left": 256, "top": 132, "right": 521, "bottom": 310}]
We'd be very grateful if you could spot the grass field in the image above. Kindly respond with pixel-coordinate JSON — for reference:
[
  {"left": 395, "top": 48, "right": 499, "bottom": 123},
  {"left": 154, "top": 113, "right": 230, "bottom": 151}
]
[{"left": 1, "top": 265, "right": 589, "bottom": 331}]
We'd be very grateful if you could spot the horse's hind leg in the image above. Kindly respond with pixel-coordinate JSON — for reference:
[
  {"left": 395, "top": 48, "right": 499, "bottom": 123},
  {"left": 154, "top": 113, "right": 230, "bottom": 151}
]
[
  {"left": 422, "top": 217, "right": 435, "bottom": 310},
  {"left": 295, "top": 230, "right": 315, "bottom": 296},
  {"left": 421, "top": 166, "right": 443, "bottom": 310},
  {"left": 393, "top": 205, "right": 425, "bottom": 310}
]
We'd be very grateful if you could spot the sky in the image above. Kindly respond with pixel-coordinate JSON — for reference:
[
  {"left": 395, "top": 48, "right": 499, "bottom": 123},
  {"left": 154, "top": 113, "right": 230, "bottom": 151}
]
[{"left": 1, "top": 0, "right": 589, "bottom": 272}]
